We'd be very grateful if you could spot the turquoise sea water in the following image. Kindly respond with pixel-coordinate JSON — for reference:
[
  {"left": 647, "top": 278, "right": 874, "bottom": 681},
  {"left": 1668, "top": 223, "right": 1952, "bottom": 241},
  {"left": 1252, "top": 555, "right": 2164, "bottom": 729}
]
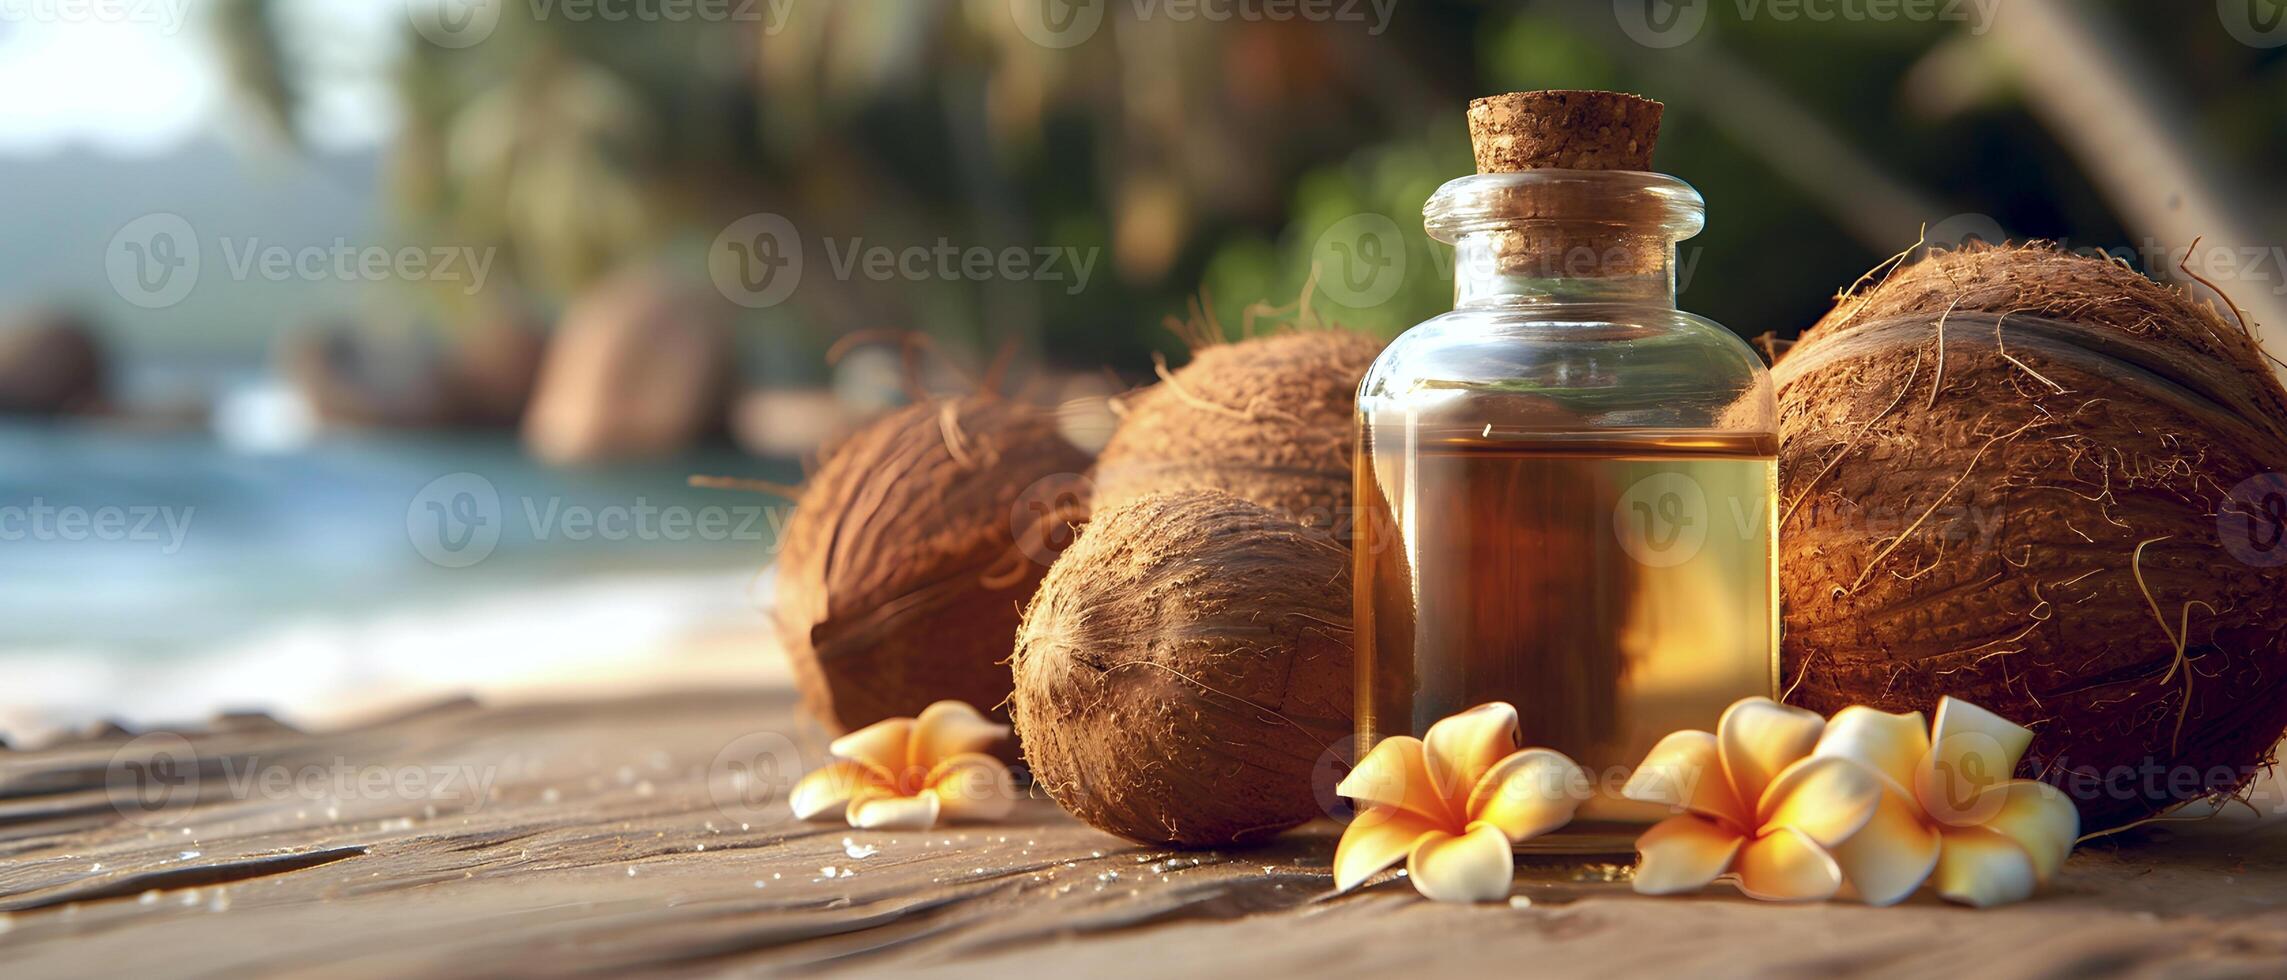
[{"left": 0, "top": 417, "right": 796, "bottom": 672}]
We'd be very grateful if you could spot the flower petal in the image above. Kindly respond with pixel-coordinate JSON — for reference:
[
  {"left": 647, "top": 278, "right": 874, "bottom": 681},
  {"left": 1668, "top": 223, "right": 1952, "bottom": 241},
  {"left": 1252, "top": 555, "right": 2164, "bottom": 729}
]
[
  {"left": 1814, "top": 705, "right": 1929, "bottom": 799},
  {"left": 1916, "top": 697, "right": 2034, "bottom": 825},
  {"left": 1974, "top": 780, "right": 2079, "bottom": 884},
  {"left": 1932, "top": 826, "right": 2038, "bottom": 908},
  {"left": 830, "top": 717, "right": 914, "bottom": 776},
  {"left": 925, "top": 752, "right": 1017, "bottom": 823},
  {"left": 849, "top": 789, "right": 942, "bottom": 831},
  {"left": 1732, "top": 826, "right": 1844, "bottom": 902},
  {"left": 1622, "top": 729, "right": 1747, "bottom": 829},
  {"left": 1757, "top": 755, "right": 1879, "bottom": 849},
  {"left": 1405, "top": 822, "right": 1515, "bottom": 903},
  {"left": 1333, "top": 806, "right": 1441, "bottom": 893},
  {"left": 1337, "top": 736, "right": 1452, "bottom": 824},
  {"left": 789, "top": 761, "right": 887, "bottom": 822},
  {"left": 1466, "top": 748, "right": 1586, "bottom": 842},
  {"left": 1423, "top": 702, "right": 1521, "bottom": 802},
  {"left": 1717, "top": 697, "right": 1827, "bottom": 815},
  {"left": 1829, "top": 787, "right": 1940, "bottom": 906},
  {"left": 1631, "top": 814, "right": 1743, "bottom": 895},
  {"left": 910, "top": 701, "right": 1010, "bottom": 768}
]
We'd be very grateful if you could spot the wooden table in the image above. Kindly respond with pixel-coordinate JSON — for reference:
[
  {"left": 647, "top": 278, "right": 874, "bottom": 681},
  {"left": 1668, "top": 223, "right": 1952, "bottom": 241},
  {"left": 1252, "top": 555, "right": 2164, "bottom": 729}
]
[{"left": 3, "top": 687, "right": 2284, "bottom": 977}]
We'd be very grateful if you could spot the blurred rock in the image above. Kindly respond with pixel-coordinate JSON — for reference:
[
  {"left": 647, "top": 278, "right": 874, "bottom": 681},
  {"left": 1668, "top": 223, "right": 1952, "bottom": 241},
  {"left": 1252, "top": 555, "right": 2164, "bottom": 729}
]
[
  {"left": 0, "top": 311, "right": 107, "bottom": 415},
  {"left": 523, "top": 267, "right": 734, "bottom": 464},
  {"left": 831, "top": 345, "right": 910, "bottom": 415},
  {"left": 280, "top": 312, "right": 548, "bottom": 433},
  {"left": 77, "top": 718, "right": 134, "bottom": 740},
  {"left": 277, "top": 322, "right": 454, "bottom": 429},
  {"left": 209, "top": 710, "right": 299, "bottom": 735},
  {"left": 729, "top": 387, "right": 863, "bottom": 458},
  {"left": 443, "top": 311, "right": 547, "bottom": 428},
  {"left": 1047, "top": 371, "right": 1122, "bottom": 454},
  {"left": 829, "top": 340, "right": 986, "bottom": 408}
]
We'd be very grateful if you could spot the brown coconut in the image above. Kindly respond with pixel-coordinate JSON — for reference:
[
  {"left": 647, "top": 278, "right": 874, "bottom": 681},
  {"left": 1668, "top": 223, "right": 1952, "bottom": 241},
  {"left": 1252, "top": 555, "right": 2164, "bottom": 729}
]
[
  {"left": 522, "top": 268, "right": 734, "bottom": 464},
  {"left": 1011, "top": 489, "right": 1353, "bottom": 847},
  {"left": 1090, "top": 329, "right": 1384, "bottom": 532},
  {"left": 1776, "top": 242, "right": 2287, "bottom": 831},
  {"left": 775, "top": 395, "right": 1093, "bottom": 737}
]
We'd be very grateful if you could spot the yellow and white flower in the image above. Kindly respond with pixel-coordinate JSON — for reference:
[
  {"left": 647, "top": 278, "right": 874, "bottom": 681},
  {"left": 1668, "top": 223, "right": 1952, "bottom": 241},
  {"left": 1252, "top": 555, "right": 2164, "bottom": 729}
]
[
  {"left": 1812, "top": 697, "right": 2079, "bottom": 907},
  {"left": 1622, "top": 697, "right": 1882, "bottom": 901},
  {"left": 789, "top": 700, "right": 1016, "bottom": 831},
  {"left": 1334, "top": 703, "right": 1587, "bottom": 902}
]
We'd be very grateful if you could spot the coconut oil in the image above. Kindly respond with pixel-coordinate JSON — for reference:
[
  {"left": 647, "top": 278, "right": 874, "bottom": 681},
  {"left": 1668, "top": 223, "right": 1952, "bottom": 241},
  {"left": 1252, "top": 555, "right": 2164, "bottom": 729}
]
[
  {"left": 1355, "top": 431, "right": 1777, "bottom": 834},
  {"left": 1353, "top": 93, "right": 1778, "bottom": 850}
]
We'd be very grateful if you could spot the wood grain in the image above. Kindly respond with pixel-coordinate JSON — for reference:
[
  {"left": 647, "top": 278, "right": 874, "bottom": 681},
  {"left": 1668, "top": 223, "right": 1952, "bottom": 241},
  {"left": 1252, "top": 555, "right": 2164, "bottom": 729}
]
[{"left": 2, "top": 687, "right": 2284, "bottom": 978}]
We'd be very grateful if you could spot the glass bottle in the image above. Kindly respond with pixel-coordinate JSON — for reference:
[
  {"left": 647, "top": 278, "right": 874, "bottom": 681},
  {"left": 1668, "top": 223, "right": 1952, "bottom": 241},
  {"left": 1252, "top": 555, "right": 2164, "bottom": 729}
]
[{"left": 1353, "top": 142, "right": 1778, "bottom": 850}]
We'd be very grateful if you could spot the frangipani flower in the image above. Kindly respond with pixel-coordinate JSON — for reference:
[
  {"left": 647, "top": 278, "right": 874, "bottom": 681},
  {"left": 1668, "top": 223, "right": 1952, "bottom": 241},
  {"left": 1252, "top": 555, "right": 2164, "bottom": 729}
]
[
  {"left": 1334, "top": 703, "right": 1587, "bottom": 902},
  {"left": 789, "top": 700, "right": 1016, "bottom": 831},
  {"left": 1622, "top": 697, "right": 1882, "bottom": 901},
  {"left": 1812, "top": 697, "right": 2079, "bottom": 907}
]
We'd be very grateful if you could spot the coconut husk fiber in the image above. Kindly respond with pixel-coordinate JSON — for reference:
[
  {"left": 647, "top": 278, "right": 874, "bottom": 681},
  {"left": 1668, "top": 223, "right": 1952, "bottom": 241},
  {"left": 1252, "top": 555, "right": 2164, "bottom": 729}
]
[
  {"left": 774, "top": 395, "right": 1093, "bottom": 737},
  {"left": 1776, "top": 242, "right": 2287, "bottom": 831},
  {"left": 1090, "top": 329, "right": 1383, "bottom": 534},
  {"left": 1010, "top": 489, "right": 1353, "bottom": 847}
]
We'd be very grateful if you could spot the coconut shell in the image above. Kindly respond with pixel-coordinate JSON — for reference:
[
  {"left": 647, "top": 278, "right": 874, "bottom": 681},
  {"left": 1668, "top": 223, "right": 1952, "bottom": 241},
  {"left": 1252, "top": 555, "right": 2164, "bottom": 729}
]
[
  {"left": 0, "top": 311, "right": 106, "bottom": 416},
  {"left": 1010, "top": 489, "right": 1353, "bottom": 847},
  {"left": 775, "top": 396, "right": 1093, "bottom": 737},
  {"left": 1091, "top": 329, "right": 1384, "bottom": 532},
  {"left": 1776, "top": 243, "right": 2287, "bottom": 831},
  {"left": 522, "top": 269, "right": 733, "bottom": 464}
]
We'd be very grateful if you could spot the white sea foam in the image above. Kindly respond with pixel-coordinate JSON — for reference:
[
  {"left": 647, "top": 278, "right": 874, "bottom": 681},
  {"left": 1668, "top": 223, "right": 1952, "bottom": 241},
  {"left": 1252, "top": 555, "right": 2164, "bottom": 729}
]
[{"left": 0, "top": 566, "right": 780, "bottom": 741}]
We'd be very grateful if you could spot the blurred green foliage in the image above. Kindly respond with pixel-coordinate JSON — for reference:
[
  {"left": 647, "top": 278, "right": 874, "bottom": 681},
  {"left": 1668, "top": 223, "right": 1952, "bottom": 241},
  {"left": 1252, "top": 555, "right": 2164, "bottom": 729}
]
[{"left": 221, "top": 0, "right": 2284, "bottom": 381}]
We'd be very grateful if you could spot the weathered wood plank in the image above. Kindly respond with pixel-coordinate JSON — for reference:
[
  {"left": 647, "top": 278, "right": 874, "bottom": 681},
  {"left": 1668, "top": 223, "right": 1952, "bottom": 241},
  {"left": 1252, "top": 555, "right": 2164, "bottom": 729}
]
[{"left": 0, "top": 688, "right": 2283, "bottom": 978}]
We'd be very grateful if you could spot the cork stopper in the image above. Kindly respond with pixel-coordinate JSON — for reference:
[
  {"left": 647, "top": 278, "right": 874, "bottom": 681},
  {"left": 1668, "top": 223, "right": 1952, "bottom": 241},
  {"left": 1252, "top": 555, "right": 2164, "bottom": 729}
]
[
  {"left": 1447, "top": 92, "right": 1675, "bottom": 285},
  {"left": 1467, "top": 90, "right": 1662, "bottom": 173}
]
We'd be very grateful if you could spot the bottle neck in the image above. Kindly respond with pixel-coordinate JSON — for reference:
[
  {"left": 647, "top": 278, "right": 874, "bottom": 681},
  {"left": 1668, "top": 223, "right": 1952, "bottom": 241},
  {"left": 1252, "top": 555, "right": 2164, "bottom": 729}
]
[
  {"left": 1424, "top": 169, "right": 1703, "bottom": 313},
  {"left": 1450, "top": 232, "right": 1679, "bottom": 309}
]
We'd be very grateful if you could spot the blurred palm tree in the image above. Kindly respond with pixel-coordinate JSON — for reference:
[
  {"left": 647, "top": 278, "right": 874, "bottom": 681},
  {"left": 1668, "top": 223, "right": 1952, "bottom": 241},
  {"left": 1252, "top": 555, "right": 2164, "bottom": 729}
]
[
  {"left": 210, "top": 0, "right": 1473, "bottom": 367},
  {"left": 209, "top": 0, "right": 2284, "bottom": 375}
]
